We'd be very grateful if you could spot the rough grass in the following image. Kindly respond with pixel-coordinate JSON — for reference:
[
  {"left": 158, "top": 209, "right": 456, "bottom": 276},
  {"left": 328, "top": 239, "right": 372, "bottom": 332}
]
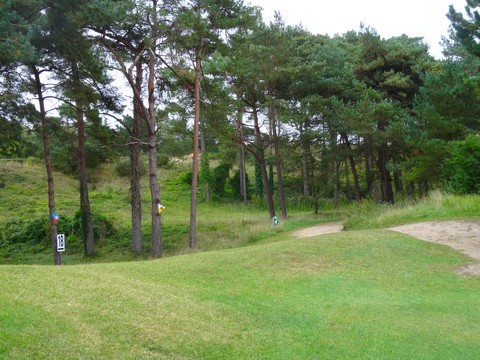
[
  {"left": 1, "top": 230, "right": 479, "bottom": 359},
  {"left": 344, "top": 190, "right": 480, "bottom": 230},
  {"left": 0, "top": 160, "right": 331, "bottom": 264}
]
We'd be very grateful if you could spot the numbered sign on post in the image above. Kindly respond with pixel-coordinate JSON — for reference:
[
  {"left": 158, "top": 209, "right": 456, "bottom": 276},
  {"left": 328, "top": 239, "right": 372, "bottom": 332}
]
[{"left": 57, "top": 234, "right": 65, "bottom": 252}]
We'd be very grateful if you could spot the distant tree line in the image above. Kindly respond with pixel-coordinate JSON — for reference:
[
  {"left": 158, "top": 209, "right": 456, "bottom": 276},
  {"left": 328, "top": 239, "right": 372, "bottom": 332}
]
[{"left": 1, "top": 0, "right": 479, "bottom": 264}]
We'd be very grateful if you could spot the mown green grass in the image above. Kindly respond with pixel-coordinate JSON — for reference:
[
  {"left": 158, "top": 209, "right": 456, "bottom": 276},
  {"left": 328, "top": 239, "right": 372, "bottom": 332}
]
[
  {"left": 1, "top": 230, "right": 479, "bottom": 359},
  {"left": 1, "top": 160, "right": 480, "bottom": 358}
]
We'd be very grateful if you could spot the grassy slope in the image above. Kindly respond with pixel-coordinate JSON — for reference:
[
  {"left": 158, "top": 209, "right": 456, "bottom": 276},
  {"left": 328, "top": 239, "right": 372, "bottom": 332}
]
[
  {"left": 1, "top": 161, "right": 479, "bottom": 358},
  {"left": 1, "top": 230, "right": 479, "bottom": 359},
  {"left": 0, "top": 160, "right": 326, "bottom": 263}
]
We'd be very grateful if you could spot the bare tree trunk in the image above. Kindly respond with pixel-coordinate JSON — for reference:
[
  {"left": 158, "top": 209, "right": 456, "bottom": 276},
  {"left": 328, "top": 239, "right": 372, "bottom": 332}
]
[
  {"left": 377, "top": 145, "right": 394, "bottom": 204},
  {"left": 200, "top": 114, "right": 210, "bottom": 203},
  {"left": 333, "top": 159, "right": 340, "bottom": 210},
  {"left": 148, "top": 49, "right": 162, "bottom": 258},
  {"left": 32, "top": 66, "right": 61, "bottom": 265},
  {"left": 271, "top": 111, "right": 287, "bottom": 219},
  {"left": 189, "top": 47, "right": 202, "bottom": 249},
  {"left": 300, "top": 124, "right": 310, "bottom": 196},
  {"left": 253, "top": 108, "right": 276, "bottom": 218},
  {"left": 341, "top": 133, "right": 361, "bottom": 202},
  {"left": 75, "top": 99, "right": 95, "bottom": 256},
  {"left": 366, "top": 149, "right": 381, "bottom": 202},
  {"left": 131, "top": 61, "right": 143, "bottom": 254},
  {"left": 345, "top": 159, "right": 351, "bottom": 202},
  {"left": 237, "top": 110, "right": 247, "bottom": 203},
  {"left": 331, "top": 131, "right": 339, "bottom": 210},
  {"left": 348, "top": 154, "right": 362, "bottom": 202},
  {"left": 394, "top": 170, "right": 403, "bottom": 193}
]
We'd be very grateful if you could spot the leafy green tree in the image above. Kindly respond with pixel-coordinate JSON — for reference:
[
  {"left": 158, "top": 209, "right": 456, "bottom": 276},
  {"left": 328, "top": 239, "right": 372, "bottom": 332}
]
[
  {"left": 0, "top": 0, "right": 65, "bottom": 264},
  {"left": 42, "top": 0, "right": 122, "bottom": 257},
  {"left": 171, "top": 0, "right": 258, "bottom": 247},
  {"left": 448, "top": 1, "right": 480, "bottom": 57},
  {"left": 94, "top": 0, "right": 166, "bottom": 257},
  {"left": 353, "top": 28, "right": 430, "bottom": 203},
  {"left": 443, "top": 134, "right": 480, "bottom": 193}
]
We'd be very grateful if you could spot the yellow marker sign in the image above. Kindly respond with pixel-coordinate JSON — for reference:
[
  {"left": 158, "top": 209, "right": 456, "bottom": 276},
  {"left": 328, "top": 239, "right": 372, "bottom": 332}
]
[{"left": 158, "top": 204, "right": 166, "bottom": 214}]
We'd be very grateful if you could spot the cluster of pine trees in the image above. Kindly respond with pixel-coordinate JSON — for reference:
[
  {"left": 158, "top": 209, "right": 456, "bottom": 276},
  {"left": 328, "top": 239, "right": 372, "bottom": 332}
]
[{"left": 1, "top": 1, "right": 479, "bottom": 264}]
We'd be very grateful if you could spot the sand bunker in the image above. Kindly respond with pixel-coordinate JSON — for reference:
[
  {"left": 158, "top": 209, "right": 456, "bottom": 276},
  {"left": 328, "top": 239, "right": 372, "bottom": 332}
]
[
  {"left": 389, "top": 220, "right": 480, "bottom": 276},
  {"left": 293, "top": 220, "right": 480, "bottom": 276}
]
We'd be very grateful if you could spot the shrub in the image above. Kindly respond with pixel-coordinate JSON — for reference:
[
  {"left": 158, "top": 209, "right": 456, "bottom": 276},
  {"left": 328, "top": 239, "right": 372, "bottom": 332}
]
[
  {"left": 115, "top": 156, "right": 147, "bottom": 177},
  {"left": 72, "top": 211, "right": 117, "bottom": 245},
  {"left": 442, "top": 134, "right": 480, "bottom": 194}
]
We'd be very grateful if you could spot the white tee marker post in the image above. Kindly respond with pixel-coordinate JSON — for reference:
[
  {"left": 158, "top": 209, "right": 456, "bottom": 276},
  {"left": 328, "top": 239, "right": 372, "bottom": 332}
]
[{"left": 57, "top": 234, "right": 65, "bottom": 265}]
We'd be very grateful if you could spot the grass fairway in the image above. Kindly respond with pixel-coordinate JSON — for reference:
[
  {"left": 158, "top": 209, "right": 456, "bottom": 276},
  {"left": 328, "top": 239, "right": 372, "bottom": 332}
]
[{"left": 1, "top": 230, "right": 479, "bottom": 359}]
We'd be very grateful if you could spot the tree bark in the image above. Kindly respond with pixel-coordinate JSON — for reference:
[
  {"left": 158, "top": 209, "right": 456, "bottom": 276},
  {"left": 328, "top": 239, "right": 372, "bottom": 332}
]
[
  {"left": 366, "top": 149, "right": 381, "bottom": 202},
  {"left": 270, "top": 107, "right": 287, "bottom": 219},
  {"left": 236, "top": 109, "right": 248, "bottom": 203},
  {"left": 341, "top": 133, "right": 361, "bottom": 202},
  {"left": 377, "top": 145, "right": 394, "bottom": 204},
  {"left": 333, "top": 159, "right": 340, "bottom": 210},
  {"left": 200, "top": 114, "right": 210, "bottom": 203},
  {"left": 148, "top": 45, "right": 162, "bottom": 258},
  {"left": 345, "top": 159, "right": 351, "bottom": 202},
  {"left": 146, "top": 0, "right": 162, "bottom": 257},
  {"left": 300, "top": 124, "right": 310, "bottom": 197},
  {"left": 75, "top": 99, "right": 95, "bottom": 256},
  {"left": 131, "top": 61, "right": 143, "bottom": 254},
  {"left": 189, "top": 46, "right": 202, "bottom": 249},
  {"left": 252, "top": 108, "right": 276, "bottom": 218},
  {"left": 32, "top": 65, "right": 61, "bottom": 265}
]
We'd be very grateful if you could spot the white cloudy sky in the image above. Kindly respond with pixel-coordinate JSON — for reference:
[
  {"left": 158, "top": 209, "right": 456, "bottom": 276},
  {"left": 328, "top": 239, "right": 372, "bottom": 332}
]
[{"left": 247, "top": 0, "right": 468, "bottom": 58}]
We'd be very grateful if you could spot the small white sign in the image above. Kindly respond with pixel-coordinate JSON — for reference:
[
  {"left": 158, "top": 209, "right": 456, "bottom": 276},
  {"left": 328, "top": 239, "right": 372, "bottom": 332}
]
[{"left": 57, "top": 234, "right": 65, "bottom": 252}]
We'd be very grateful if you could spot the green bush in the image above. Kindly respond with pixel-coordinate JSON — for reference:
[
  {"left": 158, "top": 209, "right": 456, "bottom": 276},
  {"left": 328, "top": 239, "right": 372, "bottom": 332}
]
[
  {"left": 115, "top": 156, "right": 147, "bottom": 177},
  {"left": 72, "top": 210, "right": 117, "bottom": 245},
  {"left": 442, "top": 134, "right": 480, "bottom": 194}
]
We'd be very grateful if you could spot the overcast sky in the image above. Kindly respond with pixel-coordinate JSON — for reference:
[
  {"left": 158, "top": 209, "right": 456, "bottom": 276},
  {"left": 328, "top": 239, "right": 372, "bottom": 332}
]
[{"left": 247, "top": 0, "right": 468, "bottom": 58}]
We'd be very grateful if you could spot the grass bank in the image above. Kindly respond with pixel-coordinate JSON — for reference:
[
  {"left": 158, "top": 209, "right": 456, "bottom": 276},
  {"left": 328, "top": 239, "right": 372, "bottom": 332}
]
[
  {"left": 1, "top": 229, "right": 479, "bottom": 359},
  {"left": 344, "top": 190, "right": 480, "bottom": 230}
]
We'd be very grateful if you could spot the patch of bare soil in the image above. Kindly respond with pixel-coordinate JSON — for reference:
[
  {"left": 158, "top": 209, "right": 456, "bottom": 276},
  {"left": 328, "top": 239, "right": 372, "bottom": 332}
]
[
  {"left": 293, "top": 222, "right": 343, "bottom": 238},
  {"left": 389, "top": 220, "right": 480, "bottom": 276}
]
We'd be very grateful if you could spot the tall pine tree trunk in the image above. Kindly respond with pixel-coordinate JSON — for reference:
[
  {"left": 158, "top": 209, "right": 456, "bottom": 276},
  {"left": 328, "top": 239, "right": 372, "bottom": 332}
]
[
  {"left": 200, "top": 115, "right": 210, "bottom": 203},
  {"left": 333, "top": 159, "right": 340, "bottom": 210},
  {"left": 147, "top": 0, "right": 162, "bottom": 257},
  {"left": 75, "top": 99, "right": 95, "bottom": 256},
  {"left": 32, "top": 65, "right": 61, "bottom": 265},
  {"left": 131, "top": 61, "right": 143, "bottom": 254},
  {"left": 377, "top": 145, "right": 394, "bottom": 204},
  {"left": 253, "top": 108, "right": 276, "bottom": 218},
  {"left": 189, "top": 46, "right": 202, "bottom": 248},
  {"left": 345, "top": 159, "right": 351, "bottom": 202},
  {"left": 341, "top": 133, "right": 361, "bottom": 202},
  {"left": 348, "top": 154, "right": 362, "bottom": 202},
  {"left": 237, "top": 109, "right": 247, "bottom": 203},
  {"left": 270, "top": 107, "right": 287, "bottom": 219},
  {"left": 300, "top": 124, "right": 310, "bottom": 197},
  {"left": 366, "top": 149, "right": 381, "bottom": 202},
  {"left": 148, "top": 49, "right": 162, "bottom": 258}
]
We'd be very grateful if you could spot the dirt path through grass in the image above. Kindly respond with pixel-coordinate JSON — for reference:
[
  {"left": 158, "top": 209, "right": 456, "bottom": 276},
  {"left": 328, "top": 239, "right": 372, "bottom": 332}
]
[
  {"left": 292, "top": 221, "right": 344, "bottom": 238},
  {"left": 293, "top": 220, "right": 480, "bottom": 276}
]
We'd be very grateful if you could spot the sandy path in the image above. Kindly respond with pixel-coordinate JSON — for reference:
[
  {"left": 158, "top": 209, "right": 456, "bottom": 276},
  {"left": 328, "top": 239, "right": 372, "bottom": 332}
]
[
  {"left": 293, "top": 220, "right": 480, "bottom": 276},
  {"left": 293, "top": 221, "right": 344, "bottom": 238}
]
